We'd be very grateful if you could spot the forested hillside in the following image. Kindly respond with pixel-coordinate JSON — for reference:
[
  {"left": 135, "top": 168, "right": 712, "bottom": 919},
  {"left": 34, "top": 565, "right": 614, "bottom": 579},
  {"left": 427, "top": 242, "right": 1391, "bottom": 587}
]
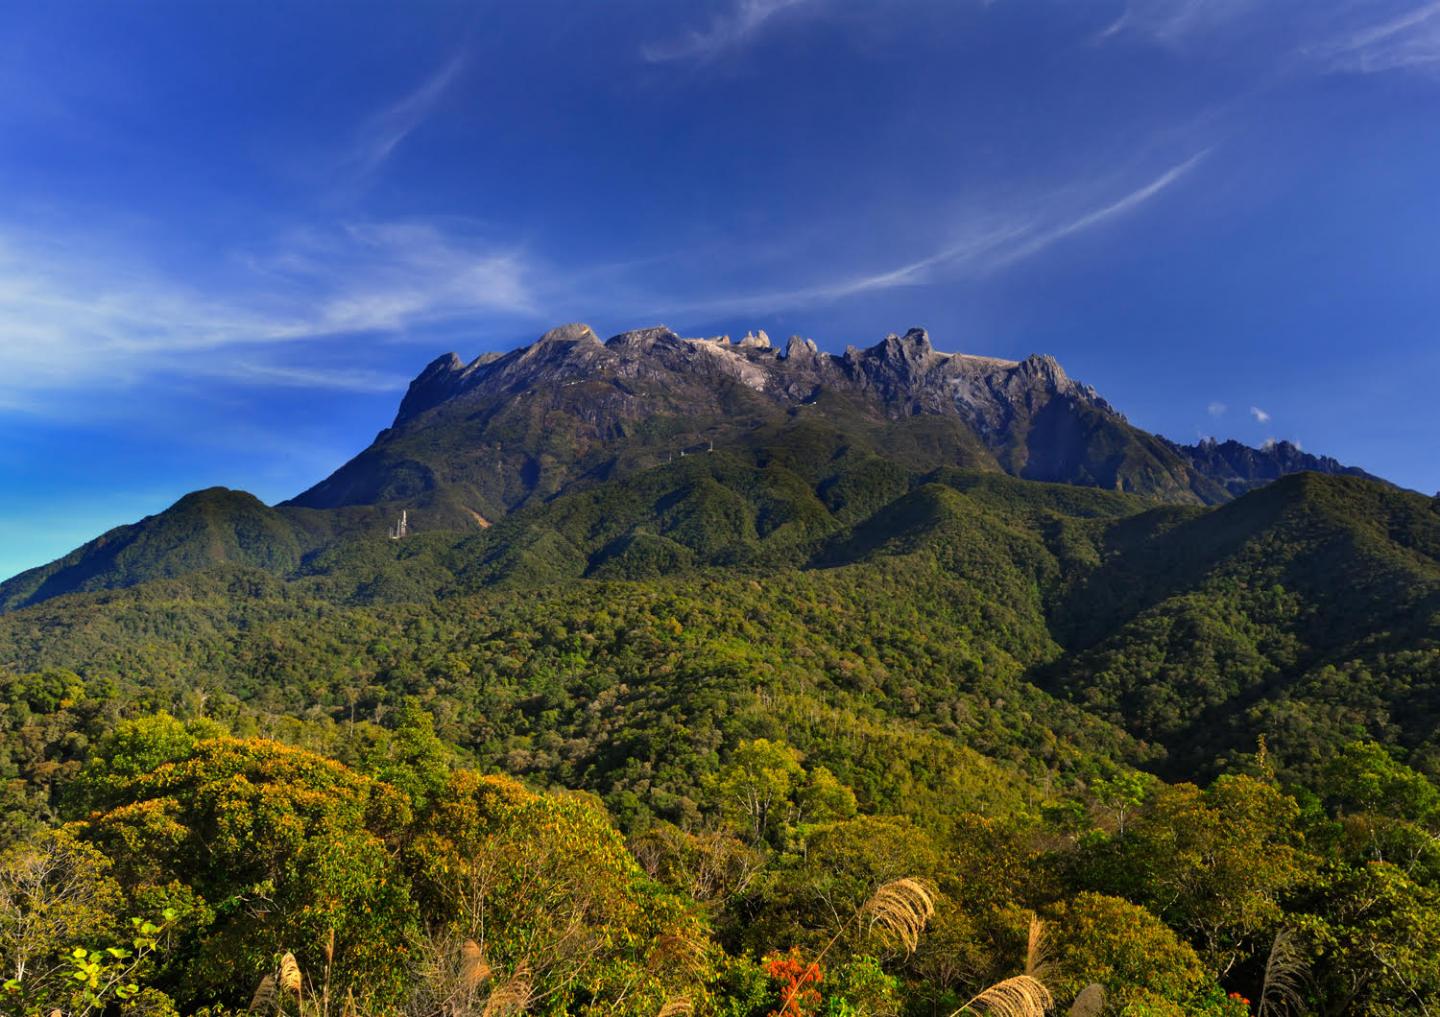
[{"left": 2, "top": 329, "right": 1436, "bottom": 1015}]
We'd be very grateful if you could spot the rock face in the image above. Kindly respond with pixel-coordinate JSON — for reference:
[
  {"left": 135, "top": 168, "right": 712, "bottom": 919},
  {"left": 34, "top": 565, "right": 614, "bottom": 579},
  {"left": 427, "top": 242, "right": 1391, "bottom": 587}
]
[
  {"left": 1171, "top": 437, "right": 1374, "bottom": 497},
  {"left": 285, "top": 322, "right": 1372, "bottom": 530},
  {"left": 0, "top": 322, "right": 1383, "bottom": 612}
]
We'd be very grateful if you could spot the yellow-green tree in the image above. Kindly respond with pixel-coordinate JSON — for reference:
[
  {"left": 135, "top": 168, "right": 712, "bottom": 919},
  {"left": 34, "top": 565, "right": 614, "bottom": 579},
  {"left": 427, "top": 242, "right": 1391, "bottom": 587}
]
[
  {"left": 82, "top": 737, "right": 418, "bottom": 1009},
  {"left": 405, "top": 770, "right": 710, "bottom": 1016}
]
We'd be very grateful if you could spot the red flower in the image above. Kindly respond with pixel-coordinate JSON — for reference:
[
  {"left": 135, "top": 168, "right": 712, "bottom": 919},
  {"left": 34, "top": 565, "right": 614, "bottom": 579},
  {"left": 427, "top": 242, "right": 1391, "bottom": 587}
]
[{"left": 766, "top": 949, "right": 823, "bottom": 1017}]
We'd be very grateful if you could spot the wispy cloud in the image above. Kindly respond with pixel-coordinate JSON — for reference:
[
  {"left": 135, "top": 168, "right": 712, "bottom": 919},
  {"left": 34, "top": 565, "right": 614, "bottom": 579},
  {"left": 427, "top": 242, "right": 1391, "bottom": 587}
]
[
  {"left": 343, "top": 54, "right": 466, "bottom": 182},
  {"left": 992, "top": 151, "right": 1208, "bottom": 266},
  {"left": 0, "top": 218, "right": 536, "bottom": 408},
  {"left": 643, "top": 0, "right": 814, "bottom": 62},
  {"left": 250, "top": 221, "right": 534, "bottom": 334},
  {"left": 1308, "top": 2, "right": 1440, "bottom": 75},
  {"left": 1250, "top": 405, "right": 1271, "bottom": 423},
  {"left": 1102, "top": 0, "right": 1440, "bottom": 78},
  {"left": 663, "top": 152, "right": 1208, "bottom": 314},
  {"left": 209, "top": 361, "right": 410, "bottom": 394},
  {"left": 1098, "top": 0, "right": 1263, "bottom": 45},
  {"left": 1208, "top": 401, "right": 1228, "bottom": 416}
]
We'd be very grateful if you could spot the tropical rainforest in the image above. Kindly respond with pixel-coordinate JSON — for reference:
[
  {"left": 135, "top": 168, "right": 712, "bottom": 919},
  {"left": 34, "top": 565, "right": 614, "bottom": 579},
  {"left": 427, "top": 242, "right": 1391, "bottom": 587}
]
[{"left": 3, "top": 328, "right": 1439, "bottom": 1017}]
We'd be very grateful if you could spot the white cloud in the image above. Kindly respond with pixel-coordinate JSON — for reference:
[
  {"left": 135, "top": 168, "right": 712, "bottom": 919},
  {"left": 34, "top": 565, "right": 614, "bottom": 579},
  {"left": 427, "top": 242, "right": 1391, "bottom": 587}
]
[
  {"left": 255, "top": 221, "right": 535, "bottom": 334},
  {"left": 0, "top": 218, "right": 537, "bottom": 408},
  {"left": 343, "top": 54, "right": 467, "bottom": 183},
  {"left": 1208, "top": 400, "right": 1228, "bottom": 416},
  {"left": 1103, "top": 0, "right": 1440, "bottom": 78},
  {"left": 1098, "top": 0, "right": 1264, "bottom": 45},
  {"left": 1309, "top": 2, "right": 1440, "bottom": 75},
  {"left": 1250, "top": 405, "right": 1271, "bottom": 423},
  {"left": 992, "top": 151, "right": 1208, "bottom": 267},
  {"left": 210, "top": 361, "right": 410, "bottom": 394},
  {"left": 643, "top": 0, "right": 814, "bottom": 62},
  {"left": 663, "top": 152, "right": 1207, "bottom": 314}
]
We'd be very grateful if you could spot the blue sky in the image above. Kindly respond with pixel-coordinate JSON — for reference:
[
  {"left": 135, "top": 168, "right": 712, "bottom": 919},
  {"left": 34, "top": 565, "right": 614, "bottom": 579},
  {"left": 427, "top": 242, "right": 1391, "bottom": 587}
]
[{"left": 3, "top": 0, "right": 1440, "bottom": 580}]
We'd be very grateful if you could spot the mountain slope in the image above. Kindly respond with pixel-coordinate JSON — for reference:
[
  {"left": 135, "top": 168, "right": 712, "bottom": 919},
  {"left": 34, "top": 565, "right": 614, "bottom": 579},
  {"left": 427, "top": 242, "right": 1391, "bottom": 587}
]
[
  {"left": 284, "top": 324, "right": 1242, "bottom": 531},
  {"left": 1043, "top": 473, "right": 1440, "bottom": 776},
  {"left": 0, "top": 488, "right": 391, "bottom": 614},
  {"left": 0, "top": 323, "right": 1379, "bottom": 618},
  {"left": 1171, "top": 436, "right": 1375, "bottom": 496}
]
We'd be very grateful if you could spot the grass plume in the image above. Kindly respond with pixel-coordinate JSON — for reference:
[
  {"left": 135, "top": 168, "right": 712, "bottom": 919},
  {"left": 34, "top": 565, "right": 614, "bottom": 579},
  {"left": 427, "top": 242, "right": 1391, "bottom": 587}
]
[
  {"left": 1068, "top": 983, "right": 1104, "bottom": 1017},
  {"left": 647, "top": 933, "right": 707, "bottom": 978},
  {"left": 860, "top": 878, "right": 936, "bottom": 955},
  {"left": 480, "top": 965, "right": 532, "bottom": 1017},
  {"left": 954, "top": 974, "right": 1054, "bottom": 1017},
  {"left": 1023, "top": 917, "right": 1050, "bottom": 980},
  {"left": 459, "top": 939, "right": 491, "bottom": 990},
  {"left": 249, "top": 974, "right": 277, "bottom": 1013},
  {"left": 1258, "top": 929, "right": 1308, "bottom": 1017},
  {"left": 279, "top": 952, "right": 303, "bottom": 996}
]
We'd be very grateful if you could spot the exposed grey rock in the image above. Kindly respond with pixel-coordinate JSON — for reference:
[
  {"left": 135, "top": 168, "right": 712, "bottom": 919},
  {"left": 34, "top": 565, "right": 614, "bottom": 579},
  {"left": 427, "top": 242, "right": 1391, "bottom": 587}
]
[
  {"left": 291, "top": 322, "right": 1376, "bottom": 521},
  {"left": 1172, "top": 437, "right": 1374, "bottom": 496}
]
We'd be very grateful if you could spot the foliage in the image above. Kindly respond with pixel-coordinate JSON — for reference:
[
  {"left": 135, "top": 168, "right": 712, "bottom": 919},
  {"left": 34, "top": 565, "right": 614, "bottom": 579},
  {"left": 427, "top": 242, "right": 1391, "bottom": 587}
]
[{"left": 1, "top": 444, "right": 1440, "bottom": 1011}]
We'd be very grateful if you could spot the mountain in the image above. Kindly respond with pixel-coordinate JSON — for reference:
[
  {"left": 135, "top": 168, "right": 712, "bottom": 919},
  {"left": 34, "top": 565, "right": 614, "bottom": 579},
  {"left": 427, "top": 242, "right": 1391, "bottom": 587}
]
[
  {"left": 1171, "top": 436, "right": 1374, "bottom": 496},
  {"left": 0, "top": 324, "right": 1378, "bottom": 615},
  {"left": 2, "top": 324, "right": 1439, "bottom": 1017},
  {"left": 285, "top": 323, "right": 1234, "bottom": 527},
  {"left": 1043, "top": 471, "right": 1440, "bottom": 776},
  {"left": 0, "top": 489, "right": 383, "bottom": 613}
]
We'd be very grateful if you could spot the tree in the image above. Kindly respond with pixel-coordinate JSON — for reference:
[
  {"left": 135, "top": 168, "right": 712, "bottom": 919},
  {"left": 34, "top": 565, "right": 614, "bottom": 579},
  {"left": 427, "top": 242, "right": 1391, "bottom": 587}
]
[
  {"left": 1325, "top": 741, "right": 1440, "bottom": 827},
  {"left": 1301, "top": 860, "right": 1440, "bottom": 1015},
  {"left": 742, "top": 816, "right": 939, "bottom": 961},
  {"left": 1091, "top": 772, "right": 1150, "bottom": 837},
  {"left": 1044, "top": 893, "right": 1209, "bottom": 1012},
  {"left": 357, "top": 698, "right": 453, "bottom": 811},
  {"left": 710, "top": 740, "right": 806, "bottom": 844},
  {"left": 629, "top": 823, "right": 764, "bottom": 906},
  {"left": 405, "top": 770, "right": 709, "bottom": 1015},
  {"left": 82, "top": 737, "right": 418, "bottom": 1009},
  {"left": 1076, "top": 776, "right": 1305, "bottom": 975},
  {"left": 0, "top": 828, "right": 125, "bottom": 1011}
]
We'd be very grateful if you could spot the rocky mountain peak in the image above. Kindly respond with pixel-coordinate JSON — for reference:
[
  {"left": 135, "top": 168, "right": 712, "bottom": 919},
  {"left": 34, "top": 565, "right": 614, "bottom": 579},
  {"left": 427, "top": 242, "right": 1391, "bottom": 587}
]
[
  {"left": 606, "top": 326, "right": 681, "bottom": 353},
  {"left": 394, "top": 351, "right": 470, "bottom": 424},
  {"left": 1173, "top": 435, "right": 1375, "bottom": 496},
  {"left": 538, "top": 322, "right": 601, "bottom": 345},
  {"left": 308, "top": 322, "right": 1381, "bottom": 527},
  {"left": 783, "top": 335, "right": 820, "bottom": 361},
  {"left": 1017, "top": 353, "right": 1069, "bottom": 388}
]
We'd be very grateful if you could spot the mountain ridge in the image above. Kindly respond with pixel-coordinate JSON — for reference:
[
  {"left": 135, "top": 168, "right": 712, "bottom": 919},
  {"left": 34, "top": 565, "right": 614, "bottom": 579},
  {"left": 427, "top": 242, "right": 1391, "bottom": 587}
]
[
  {"left": 288, "top": 322, "right": 1377, "bottom": 527},
  {"left": 0, "top": 323, "right": 1380, "bottom": 611}
]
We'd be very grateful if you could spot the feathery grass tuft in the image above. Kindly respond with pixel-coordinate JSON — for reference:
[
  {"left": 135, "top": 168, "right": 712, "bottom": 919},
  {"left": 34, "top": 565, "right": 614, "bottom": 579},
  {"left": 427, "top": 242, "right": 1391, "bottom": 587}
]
[
  {"left": 1024, "top": 918, "right": 1051, "bottom": 980},
  {"left": 481, "top": 965, "right": 532, "bottom": 1017},
  {"left": 249, "top": 974, "right": 277, "bottom": 1013},
  {"left": 1258, "top": 929, "right": 1309, "bottom": 1017},
  {"left": 954, "top": 974, "right": 1054, "bottom": 1017},
  {"left": 657, "top": 997, "right": 694, "bottom": 1017},
  {"left": 647, "top": 933, "right": 707, "bottom": 978},
  {"left": 459, "top": 939, "right": 492, "bottom": 990},
  {"left": 279, "top": 952, "right": 303, "bottom": 996},
  {"left": 1068, "top": 983, "right": 1104, "bottom": 1017},
  {"left": 860, "top": 878, "right": 936, "bottom": 955}
]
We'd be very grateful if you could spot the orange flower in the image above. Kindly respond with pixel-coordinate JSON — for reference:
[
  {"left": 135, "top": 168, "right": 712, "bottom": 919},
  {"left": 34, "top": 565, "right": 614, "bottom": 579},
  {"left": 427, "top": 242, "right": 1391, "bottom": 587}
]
[{"left": 765, "top": 950, "right": 823, "bottom": 1017}]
